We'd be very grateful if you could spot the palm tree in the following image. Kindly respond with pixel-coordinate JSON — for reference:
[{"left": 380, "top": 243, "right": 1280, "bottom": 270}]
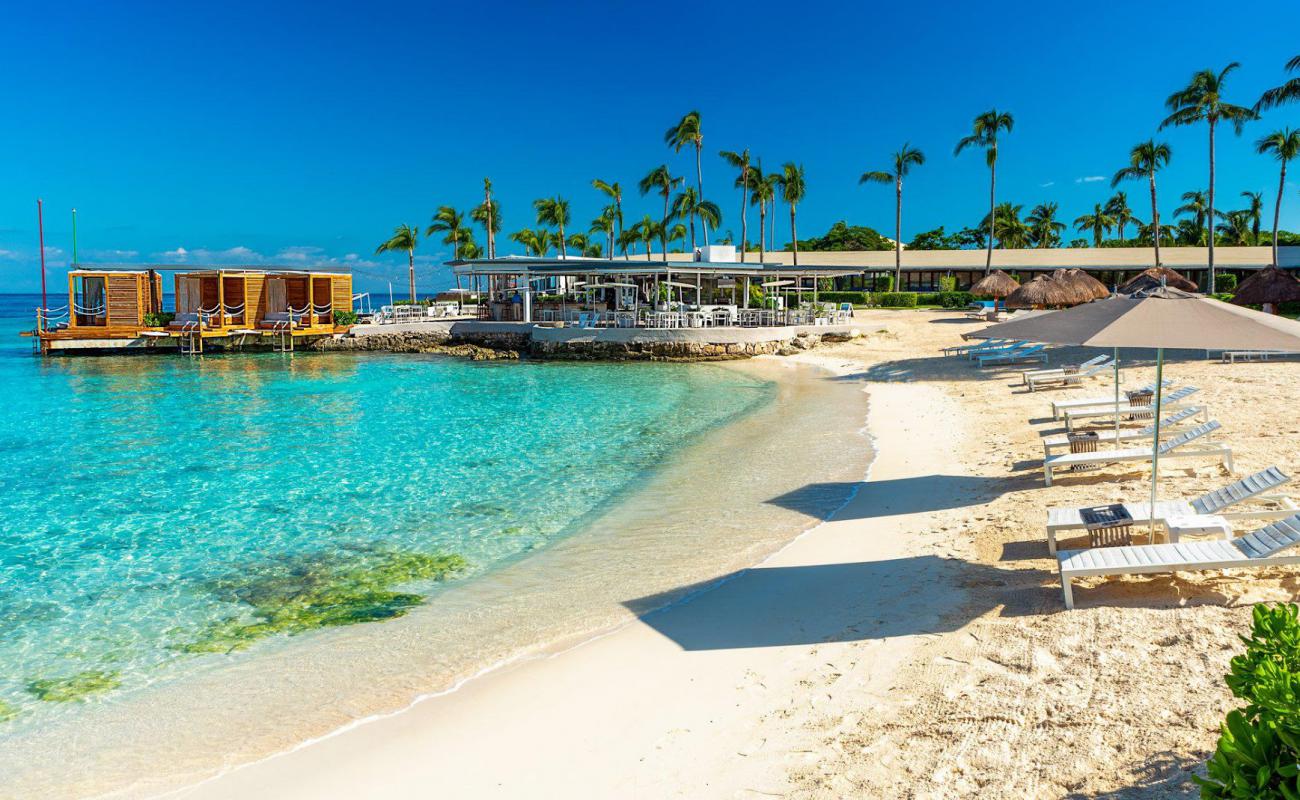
[
  {"left": 719, "top": 149, "right": 752, "bottom": 261},
  {"left": 1257, "top": 128, "right": 1300, "bottom": 266},
  {"left": 671, "top": 187, "right": 722, "bottom": 254},
  {"left": 566, "top": 233, "right": 590, "bottom": 256},
  {"left": 777, "top": 163, "right": 806, "bottom": 265},
  {"left": 591, "top": 179, "right": 624, "bottom": 248},
  {"left": 1175, "top": 190, "right": 1210, "bottom": 245},
  {"left": 1025, "top": 202, "right": 1065, "bottom": 248},
  {"left": 639, "top": 165, "right": 683, "bottom": 255},
  {"left": 859, "top": 143, "right": 926, "bottom": 292},
  {"left": 375, "top": 223, "right": 420, "bottom": 302},
  {"left": 666, "top": 222, "right": 687, "bottom": 252},
  {"left": 533, "top": 197, "right": 571, "bottom": 258},
  {"left": 426, "top": 206, "right": 467, "bottom": 259},
  {"left": 617, "top": 229, "right": 641, "bottom": 260},
  {"left": 981, "top": 202, "right": 1030, "bottom": 249},
  {"left": 1104, "top": 192, "right": 1142, "bottom": 242},
  {"left": 1215, "top": 210, "right": 1252, "bottom": 245},
  {"left": 1239, "top": 191, "right": 1264, "bottom": 245},
  {"left": 1256, "top": 56, "right": 1300, "bottom": 112},
  {"left": 1160, "top": 64, "right": 1258, "bottom": 293},
  {"left": 632, "top": 215, "right": 661, "bottom": 261},
  {"left": 955, "top": 109, "right": 1014, "bottom": 272},
  {"left": 665, "top": 111, "right": 706, "bottom": 241},
  {"left": 1112, "top": 139, "right": 1172, "bottom": 266},
  {"left": 590, "top": 208, "right": 617, "bottom": 260},
  {"left": 1074, "top": 204, "right": 1117, "bottom": 248},
  {"left": 474, "top": 179, "right": 498, "bottom": 258},
  {"left": 509, "top": 227, "right": 550, "bottom": 257},
  {"left": 748, "top": 165, "right": 775, "bottom": 265}
]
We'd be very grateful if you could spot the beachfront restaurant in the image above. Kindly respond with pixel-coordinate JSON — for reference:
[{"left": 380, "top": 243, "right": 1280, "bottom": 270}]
[{"left": 447, "top": 253, "right": 862, "bottom": 328}]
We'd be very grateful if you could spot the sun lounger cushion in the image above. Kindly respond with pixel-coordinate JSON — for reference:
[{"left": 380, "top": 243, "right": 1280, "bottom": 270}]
[{"left": 1191, "top": 466, "right": 1291, "bottom": 515}]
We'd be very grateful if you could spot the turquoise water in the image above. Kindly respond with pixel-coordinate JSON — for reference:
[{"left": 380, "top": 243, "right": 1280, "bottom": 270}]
[{"left": 0, "top": 294, "right": 773, "bottom": 726}]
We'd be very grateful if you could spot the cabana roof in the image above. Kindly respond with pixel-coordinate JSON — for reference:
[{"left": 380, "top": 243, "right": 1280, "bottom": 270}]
[
  {"left": 447, "top": 256, "right": 861, "bottom": 278},
  {"left": 69, "top": 263, "right": 350, "bottom": 277}
]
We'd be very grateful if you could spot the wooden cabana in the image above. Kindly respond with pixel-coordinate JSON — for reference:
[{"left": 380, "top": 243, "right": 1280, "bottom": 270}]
[{"left": 65, "top": 269, "right": 162, "bottom": 331}]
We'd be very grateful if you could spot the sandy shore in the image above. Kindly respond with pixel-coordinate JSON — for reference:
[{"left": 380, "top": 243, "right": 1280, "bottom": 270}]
[{"left": 177, "top": 309, "right": 1300, "bottom": 798}]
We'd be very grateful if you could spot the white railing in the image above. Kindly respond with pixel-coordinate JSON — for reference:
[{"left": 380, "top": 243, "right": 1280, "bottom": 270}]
[{"left": 352, "top": 292, "right": 372, "bottom": 315}]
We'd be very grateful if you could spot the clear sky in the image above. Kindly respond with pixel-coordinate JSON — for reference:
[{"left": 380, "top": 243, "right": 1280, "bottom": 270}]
[{"left": 2, "top": 0, "right": 1298, "bottom": 292}]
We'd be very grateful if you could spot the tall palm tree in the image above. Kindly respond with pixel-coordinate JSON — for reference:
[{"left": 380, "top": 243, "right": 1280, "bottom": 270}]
[
  {"left": 748, "top": 165, "right": 775, "bottom": 265},
  {"left": 590, "top": 208, "right": 617, "bottom": 260},
  {"left": 1025, "top": 202, "right": 1065, "bottom": 248},
  {"left": 981, "top": 202, "right": 1030, "bottom": 249},
  {"left": 1112, "top": 139, "right": 1172, "bottom": 266},
  {"left": 617, "top": 229, "right": 641, "bottom": 260},
  {"left": 426, "top": 206, "right": 467, "bottom": 259},
  {"left": 1175, "top": 190, "right": 1210, "bottom": 245},
  {"left": 666, "top": 223, "right": 688, "bottom": 252},
  {"left": 566, "top": 233, "right": 590, "bottom": 256},
  {"left": 1215, "top": 210, "right": 1252, "bottom": 245},
  {"left": 859, "top": 143, "right": 926, "bottom": 291},
  {"left": 671, "top": 187, "right": 722, "bottom": 253},
  {"left": 665, "top": 111, "right": 706, "bottom": 241},
  {"left": 638, "top": 165, "right": 683, "bottom": 256},
  {"left": 1239, "top": 191, "right": 1264, "bottom": 245},
  {"left": 374, "top": 223, "right": 420, "bottom": 302},
  {"left": 1255, "top": 55, "right": 1300, "bottom": 112},
  {"left": 719, "top": 149, "right": 752, "bottom": 261},
  {"left": 591, "top": 179, "right": 624, "bottom": 248},
  {"left": 777, "top": 163, "right": 806, "bottom": 265},
  {"left": 1160, "top": 63, "right": 1258, "bottom": 292},
  {"left": 533, "top": 197, "right": 571, "bottom": 258},
  {"left": 1257, "top": 128, "right": 1300, "bottom": 266},
  {"left": 1074, "top": 204, "right": 1117, "bottom": 248},
  {"left": 509, "top": 227, "right": 551, "bottom": 257},
  {"left": 632, "top": 215, "right": 661, "bottom": 261},
  {"left": 1104, "top": 192, "right": 1142, "bottom": 242},
  {"left": 471, "top": 186, "right": 501, "bottom": 261},
  {"left": 955, "top": 109, "right": 1014, "bottom": 272}
]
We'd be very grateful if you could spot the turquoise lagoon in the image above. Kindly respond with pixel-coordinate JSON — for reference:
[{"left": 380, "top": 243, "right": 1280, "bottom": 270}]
[{"left": 0, "top": 294, "right": 871, "bottom": 796}]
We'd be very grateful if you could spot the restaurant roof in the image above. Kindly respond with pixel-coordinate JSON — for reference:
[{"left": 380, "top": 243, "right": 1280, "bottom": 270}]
[{"left": 447, "top": 256, "right": 861, "bottom": 277}]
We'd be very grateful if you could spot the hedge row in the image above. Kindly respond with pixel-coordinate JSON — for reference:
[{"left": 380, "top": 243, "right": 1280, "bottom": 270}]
[{"left": 797, "top": 291, "right": 977, "bottom": 308}]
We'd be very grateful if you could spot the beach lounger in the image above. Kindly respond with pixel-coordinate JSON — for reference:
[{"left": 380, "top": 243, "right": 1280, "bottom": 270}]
[
  {"left": 1049, "top": 380, "right": 1171, "bottom": 419},
  {"left": 968, "top": 340, "right": 1029, "bottom": 361},
  {"left": 1063, "top": 386, "right": 1202, "bottom": 431},
  {"left": 1040, "top": 407, "right": 1202, "bottom": 457},
  {"left": 1042, "top": 420, "right": 1231, "bottom": 486},
  {"left": 1024, "top": 357, "right": 1114, "bottom": 392},
  {"left": 977, "top": 343, "right": 1047, "bottom": 367},
  {"left": 1057, "top": 513, "right": 1300, "bottom": 609},
  {"left": 1022, "top": 354, "right": 1108, "bottom": 384},
  {"left": 942, "top": 338, "right": 1011, "bottom": 357},
  {"left": 1044, "top": 466, "right": 1295, "bottom": 554}
]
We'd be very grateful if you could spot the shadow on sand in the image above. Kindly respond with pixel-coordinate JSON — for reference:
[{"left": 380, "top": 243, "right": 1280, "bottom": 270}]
[{"left": 765, "top": 475, "right": 1010, "bottom": 520}]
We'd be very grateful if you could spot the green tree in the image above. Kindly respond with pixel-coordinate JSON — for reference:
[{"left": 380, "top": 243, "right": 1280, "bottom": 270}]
[
  {"left": 426, "top": 206, "right": 467, "bottom": 259},
  {"left": 859, "top": 143, "right": 926, "bottom": 292},
  {"left": 796, "top": 221, "right": 894, "bottom": 251},
  {"left": 375, "top": 223, "right": 420, "bottom": 302},
  {"left": 670, "top": 187, "right": 722, "bottom": 253},
  {"left": 1257, "top": 128, "right": 1300, "bottom": 266},
  {"left": 665, "top": 111, "right": 707, "bottom": 240},
  {"left": 533, "top": 197, "right": 571, "bottom": 258},
  {"left": 638, "top": 165, "right": 683, "bottom": 256},
  {"left": 1074, "top": 204, "right": 1117, "bottom": 247},
  {"left": 777, "top": 162, "right": 807, "bottom": 265},
  {"left": 955, "top": 108, "right": 1014, "bottom": 272},
  {"left": 471, "top": 179, "right": 499, "bottom": 259},
  {"left": 1240, "top": 191, "right": 1264, "bottom": 245},
  {"left": 1255, "top": 55, "right": 1300, "bottom": 112},
  {"left": 666, "top": 222, "right": 687, "bottom": 252},
  {"left": 509, "top": 227, "right": 550, "bottom": 257},
  {"left": 589, "top": 207, "right": 617, "bottom": 260},
  {"left": 979, "top": 202, "right": 1029, "bottom": 249},
  {"left": 1160, "top": 63, "right": 1258, "bottom": 292},
  {"left": 908, "top": 226, "right": 960, "bottom": 250},
  {"left": 616, "top": 228, "right": 641, "bottom": 259},
  {"left": 591, "top": 179, "right": 624, "bottom": 251},
  {"left": 1026, "top": 202, "right": 1066, "bottom": 248},
  {"left": 719, "top": 148, "right": 752, "bottom": 261},
  {"left": 749, "top": 164, "right": 777, "bottom": 264},
  {"left": 1112, "top": 139, "right": 1172, "bottom": 265},
  {"left": 632, "top": 214, "right": 662, "bottom": 261},
  {"left": 1175, "top": 190, "right": 1210, "bottom": 245},
  {"left": 1104, "top": 192, "right": 1143, "bottom": 241},
  {"left": 1215, "top": 209, "right": 1253, "bottom": 245}
]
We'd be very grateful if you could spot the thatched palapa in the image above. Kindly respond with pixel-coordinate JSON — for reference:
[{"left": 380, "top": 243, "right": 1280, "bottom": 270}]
[
  {"left": 1005, "top": 275, "right": 1076, "bottom": 308},
  {"left": 1118, "top": 266, "right": 1198, "bottom": 294},
  {"left": 969, "top": 269, "right": 1020, "bottom": 299},
  {"left": 1230, "top": 267, "right": 1300, "bottom": 311},
  {"left": 1065, "top": 268, "right": 1111, "bottom": 300}
]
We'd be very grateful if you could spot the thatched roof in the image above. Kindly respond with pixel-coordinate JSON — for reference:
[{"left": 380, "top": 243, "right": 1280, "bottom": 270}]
[
  {"left": 1118, "top": 266, "right": 1198, "bottom": 293},
  {"left": 1230, "top": 266, "right": 1300, "bottom": 307},
  {"left": 1005, "top": 275, "right": 1076, "bottom": 308},
  {"left": 1065, "top": 268, "right": 1111, "bottom": 300},
  {"left": 969, "top": 269, "right": 1020, "bottom": 298}
]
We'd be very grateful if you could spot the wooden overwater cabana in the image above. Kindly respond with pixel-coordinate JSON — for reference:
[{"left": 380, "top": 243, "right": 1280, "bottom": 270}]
[{"left": 34, "top": 265, "right": 354, "bottom": 354}]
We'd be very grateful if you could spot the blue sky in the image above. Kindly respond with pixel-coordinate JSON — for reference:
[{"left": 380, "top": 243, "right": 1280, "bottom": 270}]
[{"left": 1, "top": 0, "right": 1298, "bottom": 292}]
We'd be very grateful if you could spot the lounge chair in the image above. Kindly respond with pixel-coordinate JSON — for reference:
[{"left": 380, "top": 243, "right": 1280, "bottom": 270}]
[
  {"left": 977, "top": 343, "right": 1047, "bottom": 367},
  {"left": 1022, "top": 354, "right": 1108, "bottom": 384},
  {"left": 1063, "top": 386, "right": 1202, "bottom": 431},
  {"left": 1024, "top": 357, "right": 1115, "bottom": 392},
  {"left": 1044, "top": 466, "right": 1295, "bottom": 554},
  {"left": 1057, "top": 513, "right": 1300, "bottom": 609},
  {"left": 1049, "top": 380, "right": 1172, "bottom": 419},
  {"left": 942, "top": 338, "right": 1011, "bottom": 357},
  {"left": 968, "top": 340, "right": 1027, "bottom": 360},
  {"left": 1040, "top": 407, "right": 1203, "bottom": 457},
  {"left": 1042, "top": 420, "right": 1232, "bottom": 486}
]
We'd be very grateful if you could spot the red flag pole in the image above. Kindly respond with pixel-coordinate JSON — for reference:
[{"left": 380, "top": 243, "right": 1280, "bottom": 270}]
[{"left": 37, "top": 198, "right": 47, "bottom": 311}]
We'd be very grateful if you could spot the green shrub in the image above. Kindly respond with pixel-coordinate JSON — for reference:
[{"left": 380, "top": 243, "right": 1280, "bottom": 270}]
[
  {"left": 915, "top": 292, "right": 941, "bottom": 305},
  {"left": 938, "top": 291, "right": 976, "bottom": 308},
  {"left": 1216, "top": 273, "right": 1238, "bottom": 293},
  {"left": 143, "top": 311, "right": 174, "bottom": 327},
  {"left": 874, "top": 292, "right": 917, "bottom": 308},
  {"left": 815, "top": 291, "right": 871, "bottom": 306},
  {"left": 876, "top": 275, "right": 895, "bottom": 293},
  {"left": 334, "top": 310, "right": 359, "bottom": 326},
  {"left": 938, "top": 276, "right": 958, "bottom": 293},
  {"left": 1197, "top": 603, "right": 1300, "bottom": 798},
  {"left": 1208, "top": 293, "right": 1237, "bottom": 303}
]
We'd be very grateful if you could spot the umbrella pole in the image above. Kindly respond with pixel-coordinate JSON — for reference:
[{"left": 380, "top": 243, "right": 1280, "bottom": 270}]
[
  {"left": 1148, "top": 348, "right": 1165, "bottom": 543},
  {"left": 1113, "top": 347, "right": 1120, "bottom": 445}
]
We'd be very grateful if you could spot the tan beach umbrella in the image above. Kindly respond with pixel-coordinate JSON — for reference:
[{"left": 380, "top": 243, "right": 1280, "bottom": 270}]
[
  {"left": 969, "top": 269, "right": 1019, "bottom": 299},
  {"left": 1004, "top": 275, "right": 1074, "bottom": 309},
  {"left": 974, "top": 286, "right": 1300, "bottom": 537},
  {"left": 1119, "top": 266, "right": 1198, "bottom": 294},
  {"left": 1065, "top": 268, "right": 1111, "bottom": 300},
  {"left": 1230, "top": 267, "right": 1300, "bottom": 313}
]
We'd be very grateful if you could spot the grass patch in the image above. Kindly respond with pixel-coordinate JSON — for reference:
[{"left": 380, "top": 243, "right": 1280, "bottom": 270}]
[
  {"left": 176, "top": 549, "right": 469, "bottom": 654},
  {"left": 26, "top": 670, "right": 121, "bottom": 702}
]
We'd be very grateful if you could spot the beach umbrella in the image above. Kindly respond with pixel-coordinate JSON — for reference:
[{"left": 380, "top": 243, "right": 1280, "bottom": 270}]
[
  {"left": 1229, "top": 266, "right": 1300, "bottom": 314},
  {"left": 975, "top": 286, "right": 1300, "bottom": 538},
  {"left": 1005, "top": 275, "right": 1074, "bottom": 309},
  {"left": 1118, "top": 266, "right": 1197, "bottom": 294},
  {"left": 969, "top": 269, "right": 1019, "bottom": 299}
]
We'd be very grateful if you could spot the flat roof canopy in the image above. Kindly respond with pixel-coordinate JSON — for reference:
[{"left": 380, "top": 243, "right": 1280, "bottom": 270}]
[
  {"left": 69, "top": 263, "right": 349, "bottom": 277},
  {"left": 447, "top": 256, "right": 860, "bottom": 278}
]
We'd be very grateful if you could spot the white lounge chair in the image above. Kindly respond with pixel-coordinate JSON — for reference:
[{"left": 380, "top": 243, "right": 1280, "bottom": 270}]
[
  {"left": 942, "top": 338, "right": 1011, "bottom": 357},
  {"left": 1042, "top": 420, "right": 1232, "bottom": 486},
  {"left": 961, "top": 339, "right": 1023, "bottom": 359},
  {"left": 1049, "top": 380, "right": 1172, "bottom": 419},
  {"left": 1040, "top": 407, "right": 1203, "bottom": 457},
  {"left": 1022, "top": 354, "right": 1109, "bottom": 385},
  {"left": 1057, "top": 513, "right": 1300, "bottom": 609},
  {"left": 1024, "top": 357, "right": 1115, "bottom": 392},
  {"left": 1063, "top": 386, "right": 1202, "bottom": 431},
  {"left": 978, "top": 343, "right": 1047, "bottom": 367},
  {"left": 1044, "top": 466, "right": 1295, "bottom": 554}
]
